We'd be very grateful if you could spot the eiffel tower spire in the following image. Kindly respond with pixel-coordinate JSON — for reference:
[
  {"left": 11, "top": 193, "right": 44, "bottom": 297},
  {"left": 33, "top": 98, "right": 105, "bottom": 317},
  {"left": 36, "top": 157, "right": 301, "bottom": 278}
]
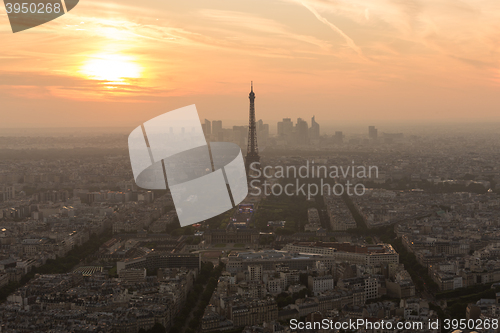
[{"left": 245, "top": 82, "right": 261, "bottom": 176}]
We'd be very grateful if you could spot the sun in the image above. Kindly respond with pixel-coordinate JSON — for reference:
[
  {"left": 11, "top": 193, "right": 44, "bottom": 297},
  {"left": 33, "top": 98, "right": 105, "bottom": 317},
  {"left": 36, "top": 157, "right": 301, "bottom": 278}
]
[{"left": 81, "top": 54, "right": 142, "bottom": 84}]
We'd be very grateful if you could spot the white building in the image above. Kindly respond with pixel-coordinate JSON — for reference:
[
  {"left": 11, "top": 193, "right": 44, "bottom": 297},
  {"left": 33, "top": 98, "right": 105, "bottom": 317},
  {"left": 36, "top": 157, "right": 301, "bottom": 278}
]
[{"left": 308, "top": 275, "right": 334, "bottom": 296}]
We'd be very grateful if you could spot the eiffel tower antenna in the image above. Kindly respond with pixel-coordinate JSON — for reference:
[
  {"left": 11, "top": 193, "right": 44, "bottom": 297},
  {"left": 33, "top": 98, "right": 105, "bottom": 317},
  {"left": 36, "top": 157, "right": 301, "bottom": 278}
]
[{"left": 245, "top": 82, "right": 261, "bottom": 177}]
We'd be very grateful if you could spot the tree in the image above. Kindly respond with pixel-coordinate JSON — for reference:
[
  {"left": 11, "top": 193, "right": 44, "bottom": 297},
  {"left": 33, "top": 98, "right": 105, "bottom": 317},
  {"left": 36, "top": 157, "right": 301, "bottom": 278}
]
[
  {"left": 152, "top": 323, "right": 166, "bottom": 333},
  {"left": 299, "top": 273, "right": 309, "bottom": 287}
]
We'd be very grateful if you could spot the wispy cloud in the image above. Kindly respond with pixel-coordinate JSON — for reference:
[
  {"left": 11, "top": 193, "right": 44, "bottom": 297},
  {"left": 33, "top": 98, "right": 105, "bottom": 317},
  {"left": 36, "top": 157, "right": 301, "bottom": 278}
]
[
  {"left": 199, "top": 9, "right": 331, "bottom": 50},
  {"left": 291, "top": 0, "right": 364, "bottom": 56}
]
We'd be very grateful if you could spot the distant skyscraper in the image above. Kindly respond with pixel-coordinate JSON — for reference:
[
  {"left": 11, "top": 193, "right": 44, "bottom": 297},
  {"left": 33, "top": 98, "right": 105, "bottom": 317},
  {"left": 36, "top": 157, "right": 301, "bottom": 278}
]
[
  {"left": 335, "top": 131, "right": 343, "bottom": 144},
  {"left": 245, "top": 82, "right": 261, "bottom": 176},
  {"left": 212, "top": 120, "right": 223, "bottom": 140},
  {"left": 310, "top": 116, "right": 320, "bottom": 141},
  {"left": 369, "top": 126, "right": 378, "bottom": 140},
  {"left": 277, "top": 122, "right": 284, "bottom": 136},
  {"left": 277, "top": 118, "right": 293, "bottom": 137},
  {"left": 257, "top": 119, "right": 269, "bottom": 145},
  {"left": 296, "top": 118, "right": 309, "bottom": 144},
  {"left": 204, "top": 119, "right": 211, "bottom": 136},
  {"left": 257, "top": 119, "right": 263, "bottom": 130}
]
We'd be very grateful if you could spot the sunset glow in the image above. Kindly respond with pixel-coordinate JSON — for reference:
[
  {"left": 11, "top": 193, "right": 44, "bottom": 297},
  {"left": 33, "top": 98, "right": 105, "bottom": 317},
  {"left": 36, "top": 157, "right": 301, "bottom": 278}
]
[
  {"left": 81, "top": 54, "right": 142, "bottom": 85},
  {"left": 1, "top": 0, "right": 500, "bottom": 128}
]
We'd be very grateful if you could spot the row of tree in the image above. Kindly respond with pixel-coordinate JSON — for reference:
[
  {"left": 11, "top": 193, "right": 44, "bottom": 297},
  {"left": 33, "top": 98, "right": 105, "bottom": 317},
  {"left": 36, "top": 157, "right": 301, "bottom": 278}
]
[
  {"left": 169, "top": 261, "right": 225, "bottom": 333},
  {"left": 0, "top": 228, "right": 112, "bottom": 302}
]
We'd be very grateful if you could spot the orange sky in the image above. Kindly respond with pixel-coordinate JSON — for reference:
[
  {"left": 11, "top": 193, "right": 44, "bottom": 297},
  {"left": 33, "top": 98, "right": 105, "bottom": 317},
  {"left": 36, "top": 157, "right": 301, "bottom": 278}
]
[{"left": 1, "top": 0, "right": 500, "bottom": 130}]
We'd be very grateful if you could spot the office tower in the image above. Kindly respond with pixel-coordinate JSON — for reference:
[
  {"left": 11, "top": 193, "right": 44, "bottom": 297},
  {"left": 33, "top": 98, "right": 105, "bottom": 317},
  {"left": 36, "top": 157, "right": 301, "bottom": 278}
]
[
  {"left": 204, "top": 119, "right": 211, "bottom": 136},
  {"left": 310, "top": 116, "right": 320, "bottom": 141},
  {"left": 335, "top": 131, "right": 343, "bottom": 144},
  {"left": 257, "top": 119, "right": 264, "bottom": 131},
  {"left": 257, "top": 119, "right": 269, "bottom": 146},
  {"left": 296, "top": 118, "right": 309, "bottom": 144},
  {"left": 245, "top": 82, "right": 261, "bottom": 176},
  {"left": 368, "top": 126, "right": 378, "bottom": 140},
  {"left": 212, "top": 120, "right": 223, "bottom": 140},
  {"left": 283, "top": 118, "right": 293, "bottom": 136},
  {"left": 277, "top": 122, "right": 284, "bottom": 136},
  {"left": 277, "top": 118, "right": 294, "bottom": 137}
]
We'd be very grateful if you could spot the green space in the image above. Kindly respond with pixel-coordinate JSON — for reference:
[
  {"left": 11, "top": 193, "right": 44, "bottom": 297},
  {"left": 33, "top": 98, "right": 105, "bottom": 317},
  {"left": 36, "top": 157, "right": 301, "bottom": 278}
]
[
  {"left": 207, "top": 209, "right": 236, "bottom": 230},
  {"left": 343, "top": 194, "right": 439, "bottom": 293},
  {"left": 0, "top": 228, "right": 113, "bottom": 302},
  {"left": 429, "top": 303, "right": 446, "bottom": 322},
  {"left": 185, "top": 236, "right": 201, "bottom": 245},
  {"left": 138, "top": 323, "right": 167, "bottom": 333},
  {"left": 259, "top": 234, "right": 275, "bottom": 246},
  {"left": 214, "top": 243, "right": 226, "bottom": 248},
  {"left": 253, "top": 192, "right": 324, "bottom": 233},
  {"left": 169, "top": 262, "right": 224, "bottom": 333},
  {"left": 445, "top": 286, "right": 500, "bottom": 319},
  {"left": 108, "top": 266, "right": 117, "bottom": 277},
  {"left": 275, "top": 289, "right": 311, "bottom": 308},
  {"left": 345, "top": 224, "right": 439, "bottom": 293},
  {"left": 391, "top": 237, "right": 439, "bottom": 293},
  {"left": 343, "top": 194, "right": 368, "bottom": 230},
  {"left": 361, "top": 174, "right": 494, "bottom": 194},
  {"left": 160, "top": 208, "right": 235, "bottom": 237},
  {"left": 233, "top": 243, "right": 245, "bottom": 248},
  {"left": 436, "top": 283, "right": 499, "bottom": 300}
]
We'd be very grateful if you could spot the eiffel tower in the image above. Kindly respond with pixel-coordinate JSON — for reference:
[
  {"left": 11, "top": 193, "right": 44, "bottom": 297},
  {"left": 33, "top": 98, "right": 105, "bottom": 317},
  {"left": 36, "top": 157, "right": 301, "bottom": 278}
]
[{"left": 245, "top": 82, "right": 262, "bottom": 178}]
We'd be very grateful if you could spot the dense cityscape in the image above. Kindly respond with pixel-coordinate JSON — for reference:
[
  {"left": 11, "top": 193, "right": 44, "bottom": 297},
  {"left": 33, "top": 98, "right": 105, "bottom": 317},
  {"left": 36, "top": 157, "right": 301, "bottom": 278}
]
[
  {"left": 1, "top": 84, "right": 500, "bottom": 333},
  {"left": 3, "top": 0, "right": 500, "bottom": 331}
]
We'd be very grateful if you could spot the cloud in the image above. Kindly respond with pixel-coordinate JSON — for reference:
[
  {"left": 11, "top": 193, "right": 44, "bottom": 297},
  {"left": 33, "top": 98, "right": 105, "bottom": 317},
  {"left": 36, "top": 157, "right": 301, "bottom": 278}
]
[
  {"left": 197, "top": 9, "right": 333, "bottom": 52},
  {"left": 2, "top": 0, "right": 500, "bottom": 127},
  {"left": 292, "top": 0, "right": 364, "bottom": 56}
]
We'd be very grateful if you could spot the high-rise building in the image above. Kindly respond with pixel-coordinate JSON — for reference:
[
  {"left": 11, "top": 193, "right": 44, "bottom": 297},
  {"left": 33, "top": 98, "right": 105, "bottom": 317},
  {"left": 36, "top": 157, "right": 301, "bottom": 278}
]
[
  {"left": 212, "top": 120, "right": 223, "bottom": 140},
  {"left": 277, "top": 122, "right": 284, "bottom": 136},
  {"left": 368, "top": 126, "right": 378, "bottom": 140},
  {"left": 204, "top": 119, "right": 211, "bottom": 136},
  {"left": 335, "top": 131, "right": 343, "bottom": 144},
  {"left": 310, "top": 116, "right": 320, "bottom": 141},
  {"left": 245, "top": 82, "right": 261, "bottom": 176},
  {"left": 277, "top": 118, "right": 294, "bottom": 137},
  {"left": 257, "top": 119, "right": 269, "bottom": 146},
  {"left": 296, "top": 118, "right": 309, "bottom": 144}
]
